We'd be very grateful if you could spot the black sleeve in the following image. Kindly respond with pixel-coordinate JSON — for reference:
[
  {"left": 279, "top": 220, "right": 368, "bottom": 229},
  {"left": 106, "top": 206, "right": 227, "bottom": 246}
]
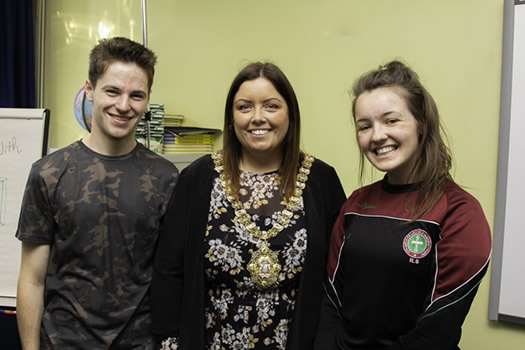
[
  {"left": 314, "top": 277, "right": 343, "bottom": 350},
  {"left": 151, "top": 164, "right": 195, "bottom": 341},
  {"left": 314, "top": 208, "right": 347, "bottom": 350},
  {"left": 386, "top": 282, "right": 485, "bottom": 350},
  {"left": 281, "top": 158, "right": 346, "bottom": 350},
  {"left": 326, "top": 166, "right": 347, "bottom": 236},
  {"left": 312, "top": 162, "right": 346, "bottom": 350}
]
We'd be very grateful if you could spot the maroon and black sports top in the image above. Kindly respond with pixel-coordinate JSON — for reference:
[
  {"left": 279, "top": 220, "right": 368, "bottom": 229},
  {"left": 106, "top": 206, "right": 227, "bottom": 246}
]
[{"left": 317, "top": 177, "right": 492, "bottom": 350}]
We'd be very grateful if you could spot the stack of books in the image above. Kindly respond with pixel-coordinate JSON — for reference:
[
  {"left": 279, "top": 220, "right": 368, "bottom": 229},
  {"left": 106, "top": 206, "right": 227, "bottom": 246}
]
[
  {"left": 164, "top": 114, "right": 184, "bottom": 127},
  {"left": 135, "top": 104, "right": 165, "bottom": 153},
  {"left": 163, "top": 126, "right": 219, "bottom": 155},
  {"left": 135, "top": 108, "right": 220, "bottom": 155}
]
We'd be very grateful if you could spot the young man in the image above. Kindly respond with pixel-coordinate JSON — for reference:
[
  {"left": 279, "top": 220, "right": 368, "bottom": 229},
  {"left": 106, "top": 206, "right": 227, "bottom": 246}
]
[{"left": 15, "top": 37, "right": 178, "bottom": 349}]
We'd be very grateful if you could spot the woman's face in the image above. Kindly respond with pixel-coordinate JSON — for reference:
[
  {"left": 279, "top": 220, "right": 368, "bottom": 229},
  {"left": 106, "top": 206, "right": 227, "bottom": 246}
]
[
  {"left": 354, "top": 86, "right": 420, "bottom": 184},
  {"left": 232, "top": 77, "right": 289, "bottom": 168}
]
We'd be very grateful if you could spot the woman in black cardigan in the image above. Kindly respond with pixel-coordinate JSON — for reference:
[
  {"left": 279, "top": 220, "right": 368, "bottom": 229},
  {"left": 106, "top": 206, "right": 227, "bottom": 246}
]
[{"left": 152, "top": 62, "right": 346, "bottom": 350}]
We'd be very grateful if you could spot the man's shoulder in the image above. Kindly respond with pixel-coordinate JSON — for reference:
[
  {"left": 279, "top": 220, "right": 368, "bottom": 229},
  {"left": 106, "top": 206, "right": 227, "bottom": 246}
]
[
  {"left": 32, "top": 141, "right": 83, "bottom": 169},
  {"left": 134, "top": 144, "right": 179, "bottom": 170}
]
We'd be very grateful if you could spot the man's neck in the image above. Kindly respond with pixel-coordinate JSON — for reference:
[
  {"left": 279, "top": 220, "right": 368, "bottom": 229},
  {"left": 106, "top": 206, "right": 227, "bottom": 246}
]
[{"left": 81, "top": 133, "right": 137, "bottom": 156}]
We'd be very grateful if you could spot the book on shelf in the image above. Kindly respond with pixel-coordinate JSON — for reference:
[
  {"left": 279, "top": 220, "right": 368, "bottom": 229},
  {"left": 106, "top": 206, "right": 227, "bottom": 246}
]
[
  {"left": 164, "top": 126, "right": 221, "bottom": 136},
  {"left": 162, "top": 126, "right": 221, "bottom": 155},
  {"left": 164, "top": 114, "right": 184, "bottom": 127},
  {"left": 134, "top": 108, "right": 221, "bottom": 155},
  {"left": 163, "top": 144, "right": 213, "bottom": 154},
  {"left": 135, "top": 103, "right": 165, "bottom": 153},
  {"left": 164, "top": 130, "right": 215, "bottom": 145}
]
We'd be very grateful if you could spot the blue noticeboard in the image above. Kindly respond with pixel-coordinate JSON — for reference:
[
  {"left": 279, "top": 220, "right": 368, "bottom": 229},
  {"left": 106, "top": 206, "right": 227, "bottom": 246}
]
[{"left": 0, "top": 108, "right": 50, "bottom": 307}]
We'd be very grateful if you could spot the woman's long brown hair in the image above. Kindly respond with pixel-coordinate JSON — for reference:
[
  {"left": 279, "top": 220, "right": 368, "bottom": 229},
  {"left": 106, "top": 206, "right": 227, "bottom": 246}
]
[
  {"left": 222, "top": 62, "right": 303, "bottom": 201},
  {"left": 351, "top": 60, "right": 453, "bottom": 220}
]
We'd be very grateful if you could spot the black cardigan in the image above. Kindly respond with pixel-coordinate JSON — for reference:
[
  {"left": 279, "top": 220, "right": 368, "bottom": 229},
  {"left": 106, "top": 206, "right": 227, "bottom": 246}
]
[{"left": 152, "top": 155, "right": 346, "bottom": 350}]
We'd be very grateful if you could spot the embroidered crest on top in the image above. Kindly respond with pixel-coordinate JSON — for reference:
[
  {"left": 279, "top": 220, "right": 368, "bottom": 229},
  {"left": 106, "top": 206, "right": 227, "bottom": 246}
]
[{"left": 402, "top": 229, "right": 432, "bottom": 259}]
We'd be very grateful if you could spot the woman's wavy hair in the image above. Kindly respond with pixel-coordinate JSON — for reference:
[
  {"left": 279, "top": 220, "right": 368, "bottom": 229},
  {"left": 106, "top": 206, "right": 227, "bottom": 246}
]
[
  {"left": 351, "top": 60, "right": 453, "bottom": 220},
  {"left": 222, "top": 62, "right": 302, "bottom": 201}
]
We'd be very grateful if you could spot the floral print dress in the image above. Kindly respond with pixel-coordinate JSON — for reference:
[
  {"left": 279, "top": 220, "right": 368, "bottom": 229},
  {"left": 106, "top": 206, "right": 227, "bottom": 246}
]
[{"left": 204, "top": 170, "right": 307, "bottom": 350}]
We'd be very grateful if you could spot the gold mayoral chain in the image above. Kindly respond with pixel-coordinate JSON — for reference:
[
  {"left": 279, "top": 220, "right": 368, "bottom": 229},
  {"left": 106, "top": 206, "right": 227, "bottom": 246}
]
[{"left": 212, "top": 151, "right": 314, "bottom": 289}]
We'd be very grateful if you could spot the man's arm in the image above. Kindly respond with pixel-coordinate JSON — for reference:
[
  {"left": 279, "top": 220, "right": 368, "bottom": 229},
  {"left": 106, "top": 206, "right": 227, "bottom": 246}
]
[{"left": 16, "top": 242, "right": 50, "bottom": 350}]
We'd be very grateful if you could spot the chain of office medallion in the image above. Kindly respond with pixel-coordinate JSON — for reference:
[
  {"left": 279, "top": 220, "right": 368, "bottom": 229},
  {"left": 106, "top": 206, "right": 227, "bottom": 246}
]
[{"left": 211, "top": 151, "right": 314, "bottom": 241}]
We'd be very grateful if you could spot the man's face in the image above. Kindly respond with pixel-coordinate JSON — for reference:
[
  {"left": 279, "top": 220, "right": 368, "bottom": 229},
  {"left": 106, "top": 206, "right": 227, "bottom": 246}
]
[{"left": 85, "top": 61, "right": 149, "bottom": 145}]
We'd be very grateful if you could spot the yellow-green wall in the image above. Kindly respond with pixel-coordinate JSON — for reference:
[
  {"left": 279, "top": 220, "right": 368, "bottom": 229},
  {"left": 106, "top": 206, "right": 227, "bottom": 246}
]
[
  {"left": 43, "top": 0, "right": 143, "bottom": 146},
  {"left": 43, "top": 0, "right": 525, "bottom": 348}
]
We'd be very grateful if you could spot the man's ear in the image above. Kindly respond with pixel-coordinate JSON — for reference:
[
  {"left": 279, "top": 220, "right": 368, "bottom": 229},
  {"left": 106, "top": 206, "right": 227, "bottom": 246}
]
[{"left": 85, "top": 80, "right": 94, "bottom": 102}]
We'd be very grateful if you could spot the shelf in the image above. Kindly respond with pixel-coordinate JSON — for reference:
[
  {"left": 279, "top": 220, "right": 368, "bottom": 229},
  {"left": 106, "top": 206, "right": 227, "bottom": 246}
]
[{"left": 160, "top": 153, "right": 207, "bottom": 171}]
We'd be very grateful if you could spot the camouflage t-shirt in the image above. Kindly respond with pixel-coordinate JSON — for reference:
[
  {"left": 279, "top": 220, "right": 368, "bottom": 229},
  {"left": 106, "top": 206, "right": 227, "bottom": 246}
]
[{"left": 16, "top": 141, "right": 178, "bottom": 349}]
